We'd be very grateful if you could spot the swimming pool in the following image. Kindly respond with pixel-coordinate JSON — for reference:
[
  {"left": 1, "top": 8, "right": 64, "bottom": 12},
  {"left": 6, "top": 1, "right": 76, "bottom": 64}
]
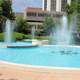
[
  {"left": 0, "top": 42, "right": 32, "bottom": 46},
  {"left": 0, "top": 45, "right": 80, "bottom": 68}
]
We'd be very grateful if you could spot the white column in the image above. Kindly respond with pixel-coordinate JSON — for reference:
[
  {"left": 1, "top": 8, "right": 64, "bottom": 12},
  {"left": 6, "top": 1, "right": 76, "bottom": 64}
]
[
  {"left": 47, "top": 0, "right": 51, "bottom": 11},
  {"left": 56, "top": 0, "right": 61, "bottom": 12},
  {"left": 42, "top": 0, "right": 45, "bottom": 10}
]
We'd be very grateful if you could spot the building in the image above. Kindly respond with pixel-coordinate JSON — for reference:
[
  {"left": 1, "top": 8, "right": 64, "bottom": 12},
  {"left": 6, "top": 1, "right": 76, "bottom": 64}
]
[
  {"left": 42, "top": 0, "right": 71, "bottom": 12},
  {"left": 24, "top": 7, "right": 63, "bottom": 32},
  {"left": 24, "top": 8, "right": 43, "bottom": 31},
  {"left": 15, "top": 0, "right": 68, "bottom": 33},
  {"left": 15, "top": 12, "right": 24, "bottom": 18}
]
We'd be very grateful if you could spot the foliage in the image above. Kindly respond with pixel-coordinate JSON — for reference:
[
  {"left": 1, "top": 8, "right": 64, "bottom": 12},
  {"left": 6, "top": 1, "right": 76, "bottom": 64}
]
[
  {"left": 35, "top": 31, "right": 46, "bottom": 36},
  {"left": 43, "top": 17, "right": 55, "bottom": 35},
  {"left": 35, "top": 36, "right": 48, "bottom": 40},
  {"left": 0, "top": 33, "right": 4, "bottom": 41},
  {"left": 65, "top": 1, "right": 77, "bottom": 15},
  {"left": 16, "top": 17, "right": 31, "bottom": 34},
  {"left": 76, "top": 0, "right": 80, "bottom": 32},
  {"left": 0, "top": 0, "right": 15, "bottom": 32},
  {"left": 13, "top": 32, "right": 31, "bottom": 41},
  {"left": 65, "top": 4, "right": 74, "bottom": 15},
  {"left": 0, "top": 32, "right": 49, "bottom": 41},
  {"left": 0, "top": 32, "right": 32, "bottom": 41},
  {"left": 65, "top": 0, "right": 80, "bottom": 32},
  {"left": 76, "top": 0, "right": 80, "bottom": 13},
  {"left": 0, "top": 0, "right": 15, "bottom": 20}
]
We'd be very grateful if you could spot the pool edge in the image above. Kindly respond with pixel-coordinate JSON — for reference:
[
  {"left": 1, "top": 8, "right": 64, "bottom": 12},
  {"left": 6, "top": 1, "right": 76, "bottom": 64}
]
[{"left": 0, "top": 60, "right": 80, "bottom": 70}]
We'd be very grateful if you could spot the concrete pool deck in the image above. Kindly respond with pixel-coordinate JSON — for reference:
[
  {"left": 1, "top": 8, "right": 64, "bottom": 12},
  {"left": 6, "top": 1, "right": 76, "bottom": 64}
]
[{"left": 0, "top": 62, "right": 80, "bottom": 80}]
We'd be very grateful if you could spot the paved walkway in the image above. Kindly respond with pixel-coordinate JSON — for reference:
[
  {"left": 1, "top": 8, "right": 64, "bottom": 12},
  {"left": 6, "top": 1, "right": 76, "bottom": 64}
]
[{"left": 0, "top": 62, "right": 80, "bottom": 80}]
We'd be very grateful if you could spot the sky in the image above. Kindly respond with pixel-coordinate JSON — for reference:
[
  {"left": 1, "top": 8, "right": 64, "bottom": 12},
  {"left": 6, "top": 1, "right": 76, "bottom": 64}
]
[{"left": 12, "top": 0, "right": 42, "bottom": 12}]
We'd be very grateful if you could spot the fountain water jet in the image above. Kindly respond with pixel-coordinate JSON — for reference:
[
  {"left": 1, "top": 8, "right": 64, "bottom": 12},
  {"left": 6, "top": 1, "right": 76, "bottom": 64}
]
[
  {"left": 4, "top": 20, "right": 14, "bottom": 43},
  {"left": 53, "top": 15, "right": 73, "bottom": 45},
  {"left": 3, "top": 20, "right": 38, "bottom": 48},
  {"left": 31, "top": 26, "right": 35, "bottom": 39}
]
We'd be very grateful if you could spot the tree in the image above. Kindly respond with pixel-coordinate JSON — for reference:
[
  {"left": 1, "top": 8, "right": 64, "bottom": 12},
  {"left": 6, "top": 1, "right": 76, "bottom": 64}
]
[
  {"left": 1, "top": 0, "right": 15, "bottom": 20},
  {"left": 16, "top": 17, "right": 30, "bottom": 34},
  {"left": 0, "top": 0, "right": 15, "bottom": 32},
  {"left": 73, "top": 0, "right": 80, "bottom": 32},
  {"left": 43, "top": 17, "right": 55, "bottom": 35},
  {"left": 65, "top": 1, "right": 77, "bottom": 15},
  {"left": 65, "top": 0, "right": 80, "bottom": 43},
  {"left": 65, "top": 0, "right": 80, "bottom": 27}
]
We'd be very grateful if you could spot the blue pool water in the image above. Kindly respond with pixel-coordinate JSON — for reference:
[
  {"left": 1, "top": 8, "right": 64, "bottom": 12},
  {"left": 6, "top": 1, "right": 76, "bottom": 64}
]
[
  {"left": 0, "top": 42, "right": 32, "bottom": 46},
  {"left": 0, "top": 45, "right": 80, "bottom": 68}
]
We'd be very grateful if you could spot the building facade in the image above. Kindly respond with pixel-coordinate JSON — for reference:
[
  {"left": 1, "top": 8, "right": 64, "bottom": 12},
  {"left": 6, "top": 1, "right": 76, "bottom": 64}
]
[
  {"left": 15, "top": 13, "right": 24, "bottom": 18},
  {"left": 24, "top": 7, "right": 63, "bottom": 32},
  {"left": 42, "top": 0, "right": 71, "bottom": 12}
]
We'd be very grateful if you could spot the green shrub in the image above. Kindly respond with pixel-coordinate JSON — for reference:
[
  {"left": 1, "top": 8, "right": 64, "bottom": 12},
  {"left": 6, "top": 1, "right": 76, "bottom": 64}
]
[
  {"left": 35, "top": 36, "right": 48, "bottom": 40},
  {"left": 0, "top": 32, "right": 32, "bottom": 41},
  {"left": 0, "top": 33, "right": 4, "bottom": 41},
  {"left": 13, "top": 32, "right": 32, "bottom": 41},
  {"left": 0, "top": 32, "right": 48, "bottom": 41}
]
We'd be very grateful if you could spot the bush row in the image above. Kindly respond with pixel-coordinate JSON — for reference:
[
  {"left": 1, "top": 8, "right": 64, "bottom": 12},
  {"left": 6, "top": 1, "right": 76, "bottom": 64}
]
[{"left": 0, "top": 32, "right": 32, "bottom": 41}]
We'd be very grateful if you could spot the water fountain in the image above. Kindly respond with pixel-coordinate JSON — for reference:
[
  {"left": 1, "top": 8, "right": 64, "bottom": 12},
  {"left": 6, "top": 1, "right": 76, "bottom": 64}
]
[
  {"left": 0, "top": 20, "right": 38, "bottom": 48},
  {"left": 53, "top": 15, "right": 74, "bottom": 46},
  {"left": 0, "top": 5, "right": 80, "bottom": 70},
  {"left": 50, "top": 14, "right": 79, "bottom": 55},
  {"left": 1, "top": 2, "right": 80, "bottom": 80},
  {"left": 31, "top": 26, "right": 35, "bottom": 39},
  {"left": 5, "top": 20, "right": 14, "bottom": 43}
]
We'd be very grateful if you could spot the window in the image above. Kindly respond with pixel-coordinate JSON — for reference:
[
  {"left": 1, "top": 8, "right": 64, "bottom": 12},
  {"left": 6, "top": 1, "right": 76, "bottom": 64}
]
[
  {"left": 27, "top": 12, "right": 37, "bottom": 16},
  {"left": 51, "top": 0, "right": 56, "bottom": 11},
  {"left": 38, "top": 13, "right": 44, "bottom": 17},
  {"left": 38, "top": 13, "right": 47, "bottom": 17},
  {"left": 61, "top": 0, "right": 67, "bottom": 11},
  {"left": 44, "top": 0, "right": 47, "bottom": 10}
]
